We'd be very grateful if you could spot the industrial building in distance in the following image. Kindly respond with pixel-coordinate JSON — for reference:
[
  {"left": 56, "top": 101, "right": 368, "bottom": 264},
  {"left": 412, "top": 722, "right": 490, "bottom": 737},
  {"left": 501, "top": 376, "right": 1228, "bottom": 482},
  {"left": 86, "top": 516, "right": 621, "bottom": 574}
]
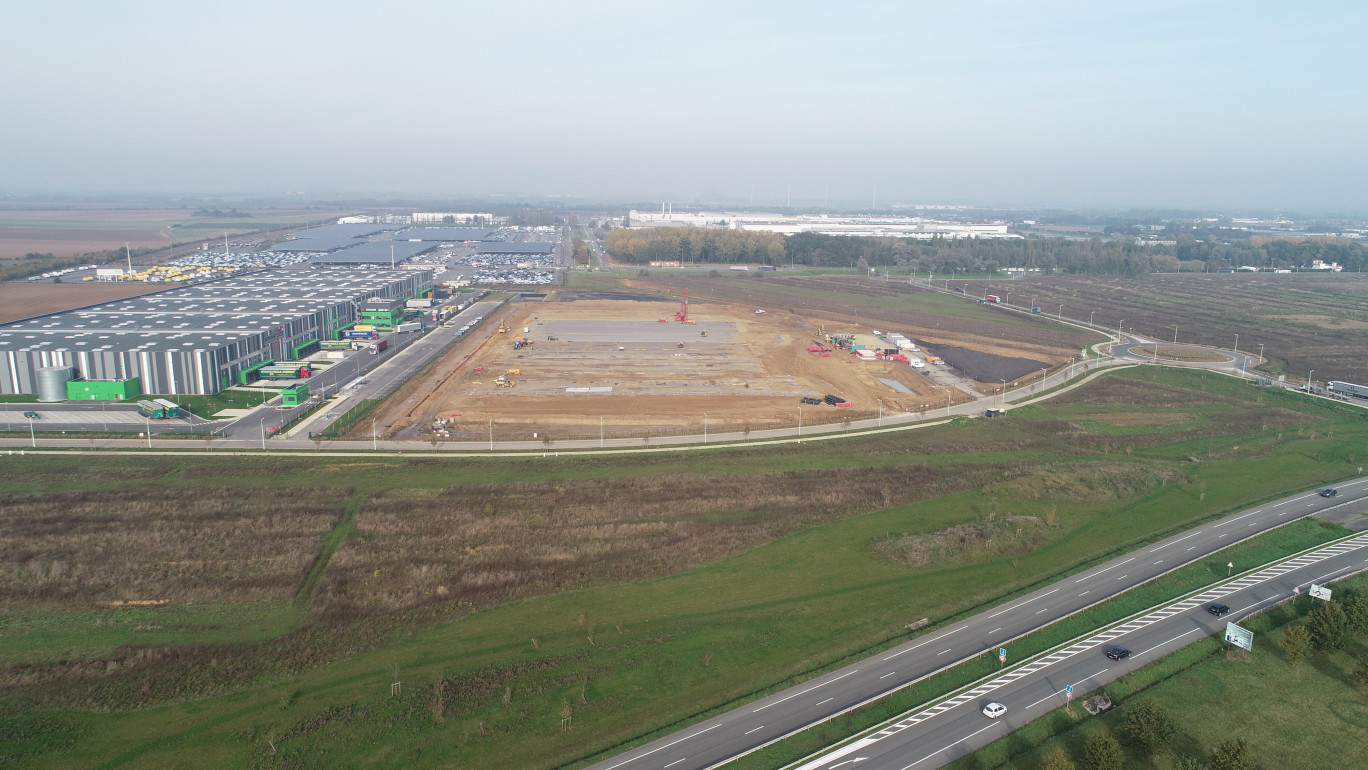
[{"left": 0, "top": 269, "right": 432, "bottom": 398}]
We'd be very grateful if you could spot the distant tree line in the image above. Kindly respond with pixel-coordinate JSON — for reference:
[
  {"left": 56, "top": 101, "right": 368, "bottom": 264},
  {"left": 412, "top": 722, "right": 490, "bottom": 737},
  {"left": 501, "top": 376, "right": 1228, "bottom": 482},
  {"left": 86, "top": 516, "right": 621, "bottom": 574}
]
[
  {"left": 603, "top": 228, "right": 785, "bottom": 266},
  {"left": 0, "top": 246, "right": 158, "bottom": 282},
  {"left": 602, "top": 227, "right": 1368, "bottom": 276},
  {"left": 192, "top": 208, "right": 252, "bottom": 218}
]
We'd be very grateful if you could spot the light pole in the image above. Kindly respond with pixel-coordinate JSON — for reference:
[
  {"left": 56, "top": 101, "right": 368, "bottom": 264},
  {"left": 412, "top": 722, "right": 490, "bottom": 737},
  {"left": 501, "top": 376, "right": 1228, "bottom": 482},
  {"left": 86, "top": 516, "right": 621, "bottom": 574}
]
[
  {"left": 489, "top": 419, "right": 493, "bottom": 450},
  {"left": 600, "top": 416, "right": 604, "bottom": 448},
  {"left": 999, "top": 379, "right": 1005, "bottom": 407},
  {"left": 259, "top": 418, "right": 265, "bottom": 450},
  {"left": 877, "top": 400, "right": 882, "bottom": 427},
  {"left": 946, "top": 390, "right": 951, "bottom": 417},
  {"left": 797, "top": 406, "right": 802, "bottom": 438},
  {"left": 1258, "top": 343, "right": 1264, "bottom": 363},
  {"left": 1307, "top": 370, "right": 1314, "bottom": 393},
  {"left": 1233, "top": 333, "right": 1239, "bottom": 359},
  {"left": 372, "top": 416, "right": 377, "bottom": 450},
  {"left": 28, "top": 416, "right": 36, "bottom": 448},
  {"left": 1173, "top": 326, "right": 1179, "bottom": 345},
  {"left": 1089, "top": 310, "right": 1095, "bottom": 325},
  {"left": 1057, "top": 303, "right": 1063, "bottom": 320},
  {"left": 703, "top": 412, "right": 708, "bottom": 443}
]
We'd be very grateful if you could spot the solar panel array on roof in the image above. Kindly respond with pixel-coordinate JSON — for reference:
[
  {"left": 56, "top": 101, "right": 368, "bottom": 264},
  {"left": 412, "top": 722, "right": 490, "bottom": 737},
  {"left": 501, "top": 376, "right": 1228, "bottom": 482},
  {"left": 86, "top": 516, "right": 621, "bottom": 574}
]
[
  {"left": 309, "top": 240, "right": 437, "bottom": 265},
  {"left": 398, "top": 228, "right": 497, "bottom": 242},
  {"left": 475, "top": 242, "right": 555, "bottom": 255}
]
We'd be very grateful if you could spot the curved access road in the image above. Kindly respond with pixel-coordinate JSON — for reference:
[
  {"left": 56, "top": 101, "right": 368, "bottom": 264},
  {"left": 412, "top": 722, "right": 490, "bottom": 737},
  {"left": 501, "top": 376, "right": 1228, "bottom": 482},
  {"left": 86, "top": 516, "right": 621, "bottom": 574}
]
[{"left": 585, "top": 480, "right": 1368, "bottom": 770}]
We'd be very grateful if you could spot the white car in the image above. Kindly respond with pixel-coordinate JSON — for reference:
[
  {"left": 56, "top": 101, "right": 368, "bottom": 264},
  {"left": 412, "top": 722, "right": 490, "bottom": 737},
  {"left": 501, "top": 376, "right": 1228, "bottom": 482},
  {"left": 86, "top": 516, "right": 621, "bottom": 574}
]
[{"left": 982, "top": 702, "right": 1007, "bottom": 719}]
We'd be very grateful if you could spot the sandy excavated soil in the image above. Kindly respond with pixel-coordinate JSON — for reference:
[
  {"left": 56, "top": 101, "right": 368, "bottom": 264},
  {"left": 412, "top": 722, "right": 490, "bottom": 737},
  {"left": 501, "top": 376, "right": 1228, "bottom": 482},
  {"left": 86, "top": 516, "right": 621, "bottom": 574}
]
[
  {"left": 0, "top": 282, "right": 161, "bottom": 323},
  {"left": 378, "top": 298, "right": 970, "bottom": 442}
]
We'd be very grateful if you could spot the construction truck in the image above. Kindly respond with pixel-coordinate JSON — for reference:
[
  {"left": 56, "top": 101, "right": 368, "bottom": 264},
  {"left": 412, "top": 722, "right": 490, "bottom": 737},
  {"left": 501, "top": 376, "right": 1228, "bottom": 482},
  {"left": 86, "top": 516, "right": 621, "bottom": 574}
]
[
  {"left": 497, "top": 320, "right": 509, "bottom": 333},
  {"left": 700, "top": 330, "right": 708, "bottom": 337},
  {"left": 506, "top": 369, "right": 520, "bottom": 376}
]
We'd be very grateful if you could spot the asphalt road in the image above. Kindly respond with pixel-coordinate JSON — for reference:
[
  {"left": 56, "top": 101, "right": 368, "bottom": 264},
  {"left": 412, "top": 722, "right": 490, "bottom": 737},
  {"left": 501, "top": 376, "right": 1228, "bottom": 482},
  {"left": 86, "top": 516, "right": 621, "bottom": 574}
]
[{"left": 586, "top": 480, "right": 1368, "bottom": 770}]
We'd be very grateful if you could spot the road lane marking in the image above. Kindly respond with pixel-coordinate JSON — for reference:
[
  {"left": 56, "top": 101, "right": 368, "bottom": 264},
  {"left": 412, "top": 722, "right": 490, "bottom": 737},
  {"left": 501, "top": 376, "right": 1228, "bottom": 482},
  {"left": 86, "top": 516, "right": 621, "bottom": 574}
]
[
  {"left": 1116, "top": 575, "right": 1128, "bottom": 581},
  {"left": 1187, "top": 546, "right": 1197, "bottom": 551},
  {"left": 1036, "top": 608, "right": 1050, "bottom": 614},
  {"left": 883, "top": 626, "right": 969, "bottom": 660},
  {"left": 937, "top": 648, "right": 952, "bottom": 655},
  {"left": 1137, "top": 629, "right": 1203, "bottom": 658},
  {"left": 753, "top": 670, "right": 859, "bottom": 712},
  {"left": 1154, "top": 560, "right": 1163, "bottom": 565},
  {"left": 602, "top": 723, "right": 720, "bottom": 770},
  {"left": 1027, "top": 690, "right": 1067, "bottom": 710},
  {"left": 988, "top": 589, "right": 1060, "bottom": 619},
  {"left": 899, "top": 723, "right": 1001, "bottom": 769},
  {"left": 989, "top": 627, "right": 1001, "bottom": 634},
  {"left": 1078, "top": 590, "right": 1090, "bottom": 596},
  {"left": 744, "top": 725, "right": 765, "bottom": 735},
  {"left": 1149, "top": 531, "right": 1202, "bottom": 553},
  {"left": 880, "top": 672, "right": 896, "bottom": 679},
  {"left": 817, "top": 697, "right": 834, "bottom": 706},
  {"left": 1218, "top": 533, "right": 1227, "bottom": 538},
  {"left": 1215, "top": 510, "right": 1262, "bottom": 528},
  {"left": 1072, "top": 669, "right": 1108, "bottom": 689},
  {"left": 664, "top": 760, "right": 686, "bottom": 768},
  {"left": 1074, "top": 558, "right": 1133, "bottom": 583}
]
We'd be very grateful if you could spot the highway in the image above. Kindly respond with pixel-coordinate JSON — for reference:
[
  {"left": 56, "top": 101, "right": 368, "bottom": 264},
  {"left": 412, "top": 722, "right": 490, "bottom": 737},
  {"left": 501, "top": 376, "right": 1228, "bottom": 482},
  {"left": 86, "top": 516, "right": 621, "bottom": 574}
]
[{"left": 586, "top": 480, "right": 1368, "bottom": 770}]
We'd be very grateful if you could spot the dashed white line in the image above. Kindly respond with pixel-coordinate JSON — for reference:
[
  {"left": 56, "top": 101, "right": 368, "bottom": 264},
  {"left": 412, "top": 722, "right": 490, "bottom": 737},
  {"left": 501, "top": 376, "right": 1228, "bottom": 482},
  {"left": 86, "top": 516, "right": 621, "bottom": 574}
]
[
  {"left": 1078, "top": 590, "right": 1090, "bottom": 596},
  {"left": 1074, "top": 559, "right": 1133, "bottom": 584},
  {"left": 988, "top": 589, "right": 1060, "bottom": 619},
  {"left": 937, "top": 648, "right": 952, "bottom": 655},
  {"left": 1027, "top": 690, "right": 1066, "bottom": 710},
  {"left": 1036, "top": 608, "right": 1050, "bottom": 614},
  {"left": 744, "top": 725, "right": 765, "bottom": 735},
  {"left": 664, "top": 759, "right": 686, "bottom": 769},
  {"left": 816, "top": 697, "right": 834, "bottom": 706},
  {"left": 1150, "top": 530, "right": 1203, "bottom": 553},
  {"left": 1116, "top": 575, "right": 1129, "bottom": 581},
  {"left": 1072, "top": 668, "right": 1108, "bottom": 689},
  {"left": 602, "top": 723, "right": 720, "bottom": 770},
  {"left": 1187, "top": 546, "right": 1197, "bottom": 551},
  {"left": 883, "top": 626, "right": 969, "bottom": 660},
  {"left": 880, "top": 672, "right": 896, "bottom": 680},
  {"left": 1154, "top": 560, "right": 1163, "bottom": 565},
  {"left": 989, "top": 627, "right": 1001, "bottom": 634},
  {"left": 753, "top": 670, "right": 859, "bottom": 713}
]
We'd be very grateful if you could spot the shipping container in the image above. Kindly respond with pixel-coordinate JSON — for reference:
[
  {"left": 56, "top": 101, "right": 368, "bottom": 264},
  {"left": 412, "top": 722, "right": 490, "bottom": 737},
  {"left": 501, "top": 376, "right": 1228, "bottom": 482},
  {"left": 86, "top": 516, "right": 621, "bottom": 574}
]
[{"left": 396, "top": 322, "right": 423, "bottom": 333}]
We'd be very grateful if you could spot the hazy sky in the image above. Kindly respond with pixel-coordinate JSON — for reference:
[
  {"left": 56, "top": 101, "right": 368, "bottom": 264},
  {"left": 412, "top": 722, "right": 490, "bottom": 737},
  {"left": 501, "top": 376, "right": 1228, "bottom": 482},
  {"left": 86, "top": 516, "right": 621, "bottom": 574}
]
[{"left": 4, "top": 1, "right": 1366, "bottom": 210}]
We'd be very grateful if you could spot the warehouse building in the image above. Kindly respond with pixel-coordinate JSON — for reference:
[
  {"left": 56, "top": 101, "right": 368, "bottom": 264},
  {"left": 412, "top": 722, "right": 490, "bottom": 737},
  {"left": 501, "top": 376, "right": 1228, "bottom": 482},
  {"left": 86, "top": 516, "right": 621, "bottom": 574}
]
[{"left": 0, "top": 269, "right": 431, "bottom": 397}]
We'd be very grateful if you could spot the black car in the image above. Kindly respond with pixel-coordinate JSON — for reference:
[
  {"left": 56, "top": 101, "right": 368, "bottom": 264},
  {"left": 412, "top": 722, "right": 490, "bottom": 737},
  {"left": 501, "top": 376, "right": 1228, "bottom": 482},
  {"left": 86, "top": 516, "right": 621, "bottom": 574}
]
[
  {"left": 1320, "top": 488, "right": 1338, "bottom": 498},
  {"left": 1105, "top": 646, "right": 1131, "bottom": 661},
  {"left": 1207, "top": 603, "right": 1230, "bottom": 617}
]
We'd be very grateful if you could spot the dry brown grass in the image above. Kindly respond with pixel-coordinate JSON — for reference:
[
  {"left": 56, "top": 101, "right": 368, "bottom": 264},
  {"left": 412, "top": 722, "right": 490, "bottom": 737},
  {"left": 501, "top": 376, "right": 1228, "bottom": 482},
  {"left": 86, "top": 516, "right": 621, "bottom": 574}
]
[
  {"left": 0, "top": 487, "right": 350, "bottom": 606},
  {"left": 868, "top": 515, "right": 1052, "bottom": 569},
  {"left": 315, "top": 464, "right": 1020, "bottom": 617}
]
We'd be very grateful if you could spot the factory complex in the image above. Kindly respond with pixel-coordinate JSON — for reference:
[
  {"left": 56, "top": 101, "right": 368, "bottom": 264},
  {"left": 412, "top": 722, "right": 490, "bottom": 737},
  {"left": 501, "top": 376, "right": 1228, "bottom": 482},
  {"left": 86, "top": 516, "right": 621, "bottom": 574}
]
[{"left": 0, "top": 269, "right": 433, "bottom": 398}]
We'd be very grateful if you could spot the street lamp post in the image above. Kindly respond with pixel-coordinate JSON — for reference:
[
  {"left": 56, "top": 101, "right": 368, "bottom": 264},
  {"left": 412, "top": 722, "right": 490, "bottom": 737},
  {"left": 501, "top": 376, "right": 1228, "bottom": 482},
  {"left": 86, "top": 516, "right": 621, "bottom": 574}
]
[
  {"left": 489, "top": 419, "right": 493, "bottom": 451},
  {"left": 798, "top": 406, "right": 802, "bottom": 438},
  {"left": 28, "top": 417, "right": 36, "bottom": 448},
  {"left": 1173, "top": 326, "right": 1179, "bottom": 345},
  {"left": 372, "top": 416, "right": 377, "bottom": 450},
  {"left": 704, "top": 412, "right": 708, "bottom": 443},
  {"left": 877, "top": 400, "right": 882, "bottom": 427},
  {"left": 1308, "top": 370, "right": 1314, "bottom": 393},
  {"left": 1233, "top": 333, "right": 1239, "bottom": 359},
  {"left": 1057, "top": 303, "right": 1063, "bottom": 320},
  {"left": 259, "top": 418, "right": 265, "bottom": 451},
  {"left": 946, "top": 390, "right": 951, "bottom": 417},
  {"left": 1090, "top": 310, "right": 1095, "bottom": 325},
  {"left": 600, "top": 416, "right": 604, "bottom": 448}
]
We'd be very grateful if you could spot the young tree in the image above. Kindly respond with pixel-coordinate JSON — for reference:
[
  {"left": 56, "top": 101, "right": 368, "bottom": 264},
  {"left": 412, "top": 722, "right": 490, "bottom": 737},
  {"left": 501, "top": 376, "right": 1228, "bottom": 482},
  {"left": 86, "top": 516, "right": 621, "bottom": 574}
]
[
  {"left": 1121, "top": 698, "right": 1175, "bottom": 755},
  {"left": 1083, "top": 731, "right": 1123, "bottom": 770},
  {"left": 1173, "top": 755, "right": 1206, "bottom": 770},
  {"left": 1207, "top": 737, "right": 1250, "bottom": 770},
  {"left": 1307, "top": 600, "right": 1349, "bottom": 650},
  {"left": 1343, "top": 591, "right": 1368, "bottom": 637},
  {"left": 1041, "top": 746, "right": 1076, "bottom": 770},
  {"left": 1278, "top": 624, "right": 1312, "bottom": 666},
  {"left": 1352, "top": 658, "right": 1368, "bottom": 690}
]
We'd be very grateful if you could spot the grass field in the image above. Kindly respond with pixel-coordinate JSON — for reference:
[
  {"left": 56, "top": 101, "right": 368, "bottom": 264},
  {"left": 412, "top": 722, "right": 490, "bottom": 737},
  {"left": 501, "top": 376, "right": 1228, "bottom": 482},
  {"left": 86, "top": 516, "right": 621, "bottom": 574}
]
[
  {"left": 952, "top": 573, "right": 1368, "bottom": 770},
  {"left": 0, "top": 368, "right": 1364, "bottom": 769}
]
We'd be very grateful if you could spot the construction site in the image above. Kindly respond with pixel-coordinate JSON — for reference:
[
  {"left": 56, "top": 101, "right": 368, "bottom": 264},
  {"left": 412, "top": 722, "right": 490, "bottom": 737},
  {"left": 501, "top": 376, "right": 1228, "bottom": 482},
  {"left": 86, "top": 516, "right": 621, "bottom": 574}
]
[{"left": 376, "top": 287, "right": 1076, "bottom": 443}]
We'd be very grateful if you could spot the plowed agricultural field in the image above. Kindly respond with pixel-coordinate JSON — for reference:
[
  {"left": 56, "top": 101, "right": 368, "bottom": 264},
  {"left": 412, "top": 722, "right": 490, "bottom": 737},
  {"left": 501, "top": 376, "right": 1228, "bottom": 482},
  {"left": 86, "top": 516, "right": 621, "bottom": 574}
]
[{"left": 970, "top": 273, "right": 1368, "bottom": 385}]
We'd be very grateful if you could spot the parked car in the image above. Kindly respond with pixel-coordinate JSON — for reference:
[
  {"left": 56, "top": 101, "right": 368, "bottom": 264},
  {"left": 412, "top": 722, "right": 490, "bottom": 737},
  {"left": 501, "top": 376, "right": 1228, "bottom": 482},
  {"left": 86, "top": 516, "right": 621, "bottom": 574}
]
[
  {"left": 23, "top": 410, "right": 40, "bottom": 419},
  {"left": 982, "top": 701, "right": 1007, "bottom": 719},
  {"left": 1105, "top": 646, "right": 1131, "bottom": 661},
  {"left": 1207, "top": 603, "right": 1231, "bottom": 617},
  {"left": 1319, "top": 488, "right": 1338, "bottom": 498}
]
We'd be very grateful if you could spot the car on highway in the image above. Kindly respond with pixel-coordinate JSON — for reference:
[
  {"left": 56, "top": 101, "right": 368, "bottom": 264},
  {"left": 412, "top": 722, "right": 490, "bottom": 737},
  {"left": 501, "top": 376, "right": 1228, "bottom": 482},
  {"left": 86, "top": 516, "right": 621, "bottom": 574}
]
[
  {"left": 1207, "top": 603, "right": 1231, "bottom": 617},
  {"left": 1104, "top": 645, "right": 1131, "bottom": 661},
  {"left": 982, "top": 702, "right": 1007, "bottom": 719},
  {"left": 1319, "top": 488, "right": 1338, "bottom": 498},
  {"left": 23, "top": 410, "right": 39, "bottom": 419}
]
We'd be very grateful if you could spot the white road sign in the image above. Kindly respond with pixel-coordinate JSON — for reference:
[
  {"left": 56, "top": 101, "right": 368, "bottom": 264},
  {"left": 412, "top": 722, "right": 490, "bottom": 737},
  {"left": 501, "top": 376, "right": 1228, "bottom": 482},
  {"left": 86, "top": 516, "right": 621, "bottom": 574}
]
[
  {"left": 1225, "top": 622, "right": 1254, "bottom": 651},
  {"left": 1310, "top": 584, "right": 1333, "bottom": 601}
]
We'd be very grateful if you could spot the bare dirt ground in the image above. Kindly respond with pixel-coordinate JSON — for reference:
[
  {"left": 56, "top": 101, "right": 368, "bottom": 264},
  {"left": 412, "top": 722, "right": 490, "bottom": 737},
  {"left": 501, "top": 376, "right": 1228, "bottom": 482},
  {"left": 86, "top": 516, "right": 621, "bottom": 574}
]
[
  {"left": 376, "top": 298, "right": 977, "bottom": 442},
  {"left": 0, "top": 282, "right": 160, "bottom": 323}
]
